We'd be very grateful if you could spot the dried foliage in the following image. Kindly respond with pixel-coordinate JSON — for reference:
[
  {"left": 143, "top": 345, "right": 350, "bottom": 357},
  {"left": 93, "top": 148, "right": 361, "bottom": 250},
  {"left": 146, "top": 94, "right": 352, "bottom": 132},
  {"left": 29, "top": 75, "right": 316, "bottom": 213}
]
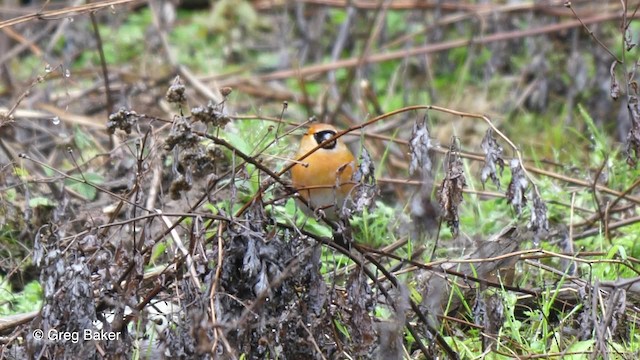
[
  {"left": 106, "top": 108, "right": 139, "bottom": 135},
  {"left": 528, "top": 191, "right": 549, "bottom": 245},
  {"left": 626, "top": 96, "right": 640, "bottom": 167},
  {"left": 165, "top": 76, "right": 187, "bottom": 105},
  {"left": 506, "top": 159, "right": 528, "bottom": 215},
  {"left": 610, "top": 62, "right": 620, "bottom": 101},
  {"left": 577, "top": 285, "right": 595, "bottom": 340},
  {"left": 28, "top": 226, "right": 102, "bottom": 359},
  {"left": 190, "top": 101, "right": 231, "bottom": 128},
  {"left": 408, "top": 116, "right": 438, "bottom": 233},
  {"left": 610, "top": 289, "right": 629, "bottom": 343},
  {"left": 437, "top": 141, "right": 466, "bottom": 237},
  {"left": 480, "top": 128, "right": 504, "bottom": 189},
  {"left": 473, "top": 291, "right": 504, "bottom": 352},
  {"left": 345, "top": 269, "right": 376, "bottom": 355},
  {"left": 408, "top": 115, "right": 433, "bottom": 176},
  {"left": 621, "top": 21, "right": 640, "bottom": 167},
  {"left": 212, "top": 205, "right": 339, "bottom": 358},
  {"left": 575, "top": 284, "right": 632, "bottom": 358},
  {"left": 164, "top": 97, "right": 230, "bottom": 200},
  {"left": 343, "top": 147, "right": 378, "bottom": 219}
]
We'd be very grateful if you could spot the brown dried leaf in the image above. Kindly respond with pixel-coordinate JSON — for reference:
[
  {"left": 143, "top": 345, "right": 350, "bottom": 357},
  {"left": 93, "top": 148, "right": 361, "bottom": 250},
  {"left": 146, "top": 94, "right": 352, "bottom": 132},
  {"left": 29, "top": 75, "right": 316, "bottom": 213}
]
[
  {"left": 528, "top": 191, "right": 549, "bottom": 246},
  {"left": 29, "top": 227, "right": 98, "bottom": 359},
  {"left": 506, "top": 159, "right": 528, "bottom": 214},
  {"left": 610, "top": 61, "right": 620, "bottom": 101},
  {"left": 347, "top": 269, "right": 375, "bottom": 355},
  {"left": 480, "top": 128, "right": 504, "bottom": 189},
  {"left": 625, "top": 28, "right": 636, "bottom": 51},
  {"left": 626, "top": 96, "right": 640, "bottom": 167},
  {"left": 350, "top": 147, "right": 377, "bottom": 215},
  {"left": 611, "top": 289, "right": 629, "bottom": 342},
  {"left": 578, "top": 285, "right": 594, "bottom": 340},
  {"left": 409, "top": 116, "right": 438, "bottom": 233},
  {"left": 408, "top": 115, "right": 433, "bottom": 176},
  {"left": 472, "top": 291, "right": 486, "bottom": 329},
  {"left": 473, "top": 291, "right": 504, "bottom": 351},
  {"left": 438, "top": 141, "right": 466, "bottom": 237}
]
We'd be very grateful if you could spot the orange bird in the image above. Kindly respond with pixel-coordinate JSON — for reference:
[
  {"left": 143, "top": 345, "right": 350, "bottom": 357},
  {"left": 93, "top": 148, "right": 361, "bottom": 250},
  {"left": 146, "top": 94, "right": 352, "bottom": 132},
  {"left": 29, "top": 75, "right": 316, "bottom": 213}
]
[{"left": 291, "top": 124, "right": 356, "bottom": 219}]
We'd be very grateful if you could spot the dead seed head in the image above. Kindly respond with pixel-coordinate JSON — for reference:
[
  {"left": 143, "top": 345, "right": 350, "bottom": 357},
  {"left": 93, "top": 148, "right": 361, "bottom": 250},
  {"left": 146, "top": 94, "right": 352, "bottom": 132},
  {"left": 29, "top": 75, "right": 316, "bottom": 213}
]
[
  {"left": 166, "top": 76, "right": 187, "bottom": 104},
  {"left": 191, "top": 101, "right": 230, "bottom": 128},
  {"left": 106, "top": 108, "right": 139, "bottom": 134}
]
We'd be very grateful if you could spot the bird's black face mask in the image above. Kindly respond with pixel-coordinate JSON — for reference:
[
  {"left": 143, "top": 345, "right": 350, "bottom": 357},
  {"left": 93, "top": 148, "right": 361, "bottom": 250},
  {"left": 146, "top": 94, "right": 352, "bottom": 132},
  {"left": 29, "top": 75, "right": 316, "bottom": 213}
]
[{"left": 313, "top": 130, "right": 337, "bottom": 150}]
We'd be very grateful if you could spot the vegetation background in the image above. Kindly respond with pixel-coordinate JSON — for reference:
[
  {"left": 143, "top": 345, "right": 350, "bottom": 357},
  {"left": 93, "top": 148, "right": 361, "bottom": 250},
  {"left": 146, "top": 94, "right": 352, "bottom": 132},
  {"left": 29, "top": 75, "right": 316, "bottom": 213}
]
[{"left": 1, "top": 0, "right": 640, "bottom": 359}]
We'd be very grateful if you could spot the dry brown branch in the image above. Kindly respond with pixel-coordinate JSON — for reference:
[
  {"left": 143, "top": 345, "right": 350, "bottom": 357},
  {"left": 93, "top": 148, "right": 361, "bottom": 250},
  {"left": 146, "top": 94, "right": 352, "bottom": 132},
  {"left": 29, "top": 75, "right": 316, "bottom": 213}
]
[
  {"left": 0, "top": 0, "right": 143, "bottom": 29},
  {"left": 217, "top": 12, "right": 638, "bottom": 83},
  {"left": 252, "top": 0, "right": 569, "bottom": 13}
]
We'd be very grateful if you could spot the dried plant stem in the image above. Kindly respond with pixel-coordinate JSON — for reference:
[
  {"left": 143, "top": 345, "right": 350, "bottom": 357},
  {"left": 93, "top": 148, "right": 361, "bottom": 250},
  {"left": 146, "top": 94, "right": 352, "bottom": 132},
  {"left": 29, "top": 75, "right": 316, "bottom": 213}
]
[
  {"left": 236, "top": 12, "right": 635, "bottom": 83},
  {"left": 0, "top": 0, "right": 142, "bottom": 29}
]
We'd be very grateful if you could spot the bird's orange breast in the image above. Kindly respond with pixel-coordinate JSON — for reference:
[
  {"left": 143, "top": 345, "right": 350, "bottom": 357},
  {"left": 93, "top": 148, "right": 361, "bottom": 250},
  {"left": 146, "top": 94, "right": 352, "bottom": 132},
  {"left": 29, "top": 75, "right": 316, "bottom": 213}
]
[{"left": 291, "top": 124, "right": 356, "bottom": 217}]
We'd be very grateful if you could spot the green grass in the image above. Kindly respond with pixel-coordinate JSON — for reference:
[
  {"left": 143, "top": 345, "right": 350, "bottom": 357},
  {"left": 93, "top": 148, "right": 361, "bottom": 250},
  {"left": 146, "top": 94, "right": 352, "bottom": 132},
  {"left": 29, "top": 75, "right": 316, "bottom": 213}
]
[{"left": 0, "top": 278, "right": 42, "bottom": 315}]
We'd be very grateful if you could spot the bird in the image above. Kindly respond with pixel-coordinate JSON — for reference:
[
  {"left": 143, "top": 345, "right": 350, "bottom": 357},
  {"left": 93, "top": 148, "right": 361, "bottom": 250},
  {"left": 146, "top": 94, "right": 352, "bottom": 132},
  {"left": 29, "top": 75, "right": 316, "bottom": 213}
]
[{"left": 291, "top": 123, "right": 356, "bottom": 219}]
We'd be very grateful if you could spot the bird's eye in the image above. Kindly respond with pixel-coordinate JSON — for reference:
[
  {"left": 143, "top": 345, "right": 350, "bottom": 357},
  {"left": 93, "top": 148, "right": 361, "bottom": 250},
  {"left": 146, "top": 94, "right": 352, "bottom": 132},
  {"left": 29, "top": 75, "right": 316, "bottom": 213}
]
[{"left": 313, "top": 130, "right": 337, "bottom": 149}]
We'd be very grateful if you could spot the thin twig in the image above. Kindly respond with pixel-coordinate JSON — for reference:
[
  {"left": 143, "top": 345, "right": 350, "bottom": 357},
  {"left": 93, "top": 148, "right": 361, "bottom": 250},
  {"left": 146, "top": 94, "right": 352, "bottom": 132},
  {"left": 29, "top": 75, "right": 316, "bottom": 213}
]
[
  {"left": 565, "top": 1, "right": 622, "bottom": 63},
  {"left": 0, "top": 0, "right": 143, "bottom": 29},
  {"left": 229, "top": 12, "right": 636, "bottom": 83},
  {"left": 89, "top": 12, "right": 114, "bottom": 114}
]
